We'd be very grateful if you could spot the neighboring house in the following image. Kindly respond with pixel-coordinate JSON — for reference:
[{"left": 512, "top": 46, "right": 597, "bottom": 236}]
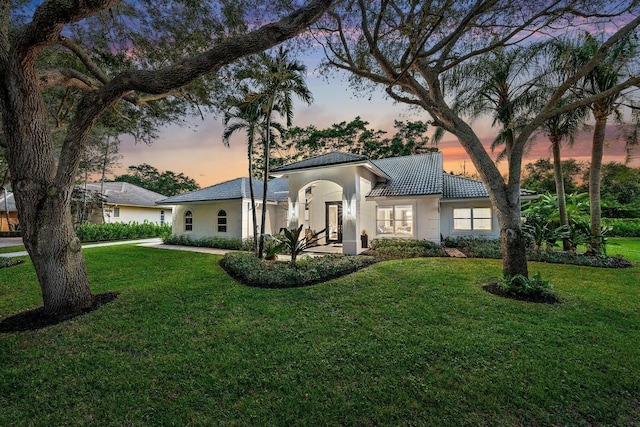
[
  {"left": 158, "top": 177, "right": 289, "bottom": 240},
  {"left": 0, "top": 191, "right": 18, "bottom": 232},
  {"left": 161, "top": 152, "right": 536, "bottom": 254},
  {"left": 83, "top": 182, "right": 172, "bottom": 225}
]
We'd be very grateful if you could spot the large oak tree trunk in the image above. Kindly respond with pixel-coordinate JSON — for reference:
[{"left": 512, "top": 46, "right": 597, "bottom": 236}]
[
  {"left": 2, "top": 50, "right": 93, "bottom": 317},
  {"left": 589, "top": 112, "right": 608, "bottom": 253},
  {"left": 21, "top": 193, "right": 92, "bottom": 317}
]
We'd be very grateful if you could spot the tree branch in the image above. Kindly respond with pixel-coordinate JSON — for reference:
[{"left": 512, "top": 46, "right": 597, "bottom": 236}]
[
  {"left": 38, "top": 67, "right": 100, "bottom": 91},
  {"left": 57, "top": 35, "right": 110, "bottom": 84},
  {"left": 55, "top": 0, "right": 333, "bottom": 188},
  {"left": 14, "top": 0, "right": 121, "bottom": 54}
]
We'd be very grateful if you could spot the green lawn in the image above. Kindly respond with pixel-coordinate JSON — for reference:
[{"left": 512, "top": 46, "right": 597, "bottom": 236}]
[
  {"left": 0, "top": 244, "right": 25, "bottom": 254},
  {"left": 1, "top": 241, "right": 639, "bottom": 426}
]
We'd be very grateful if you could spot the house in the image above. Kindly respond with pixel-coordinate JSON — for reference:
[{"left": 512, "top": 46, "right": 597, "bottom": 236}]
[
  {"left": 158, "top": 177, "right": 289, "bottom": 239},
  {"left": 0, "top": 191, "right": 18, "bottom": 232},
  {"left": 160, "top": 152, "right": 536, "bottom": 254},
  {"left": 83, "top": 182, "right": 172, "bottom": 225}
]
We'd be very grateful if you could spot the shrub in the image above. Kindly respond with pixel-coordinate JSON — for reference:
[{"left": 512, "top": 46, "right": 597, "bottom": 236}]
[
  {"left": 75, "top": 221, "right": 171, "bottom": 242},
  {"left": 442, "top": 236, "right": 502, "bottom": 259},
  {"left": 443, "top": 235, "right": 633, "bottom": 268},
  {"left": 602, "top": 218, "right": 640, "bottom": 237},
  {"left": 497, "top": 273, "right": 553, "bottom": 298},
  {"left": 162, "top": 234, "right": 252, "bottom": 251},
  {"left": 369, "top": 238, "right": 446, "bottom": 258},
  {"left": 527, "top": 249, "right": 633, "bottom": 268},
  {"left": 0, "top": 257, "right": 24, "bottom": 269},
  {"left": 0, "top": 231, "right": 21, "bottom": 237},
  {"left": 220, "top": 252, "right": 377, "bottom": 288}
]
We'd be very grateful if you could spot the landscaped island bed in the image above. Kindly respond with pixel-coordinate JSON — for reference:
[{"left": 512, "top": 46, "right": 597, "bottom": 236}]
[{"left": 1, "top": 239, "right": 639, "bottom": 425}]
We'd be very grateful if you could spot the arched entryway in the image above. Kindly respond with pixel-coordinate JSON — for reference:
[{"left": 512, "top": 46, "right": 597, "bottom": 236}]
[{"left": 295, "top": 180, "right": 344, "bottom": 247}]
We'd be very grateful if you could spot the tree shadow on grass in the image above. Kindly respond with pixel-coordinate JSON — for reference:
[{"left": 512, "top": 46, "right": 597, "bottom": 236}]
[{"left": 0, "top": 292, "right": 118, "bottom": 333}]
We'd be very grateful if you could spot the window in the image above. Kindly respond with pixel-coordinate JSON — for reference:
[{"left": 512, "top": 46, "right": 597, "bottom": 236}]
[
  {"left": 113, "top": 206, "right": 120, "bottom": 218},
  {"left": 184, "top": 210, "right": 193, "bottom": 231},
  {"left": 376, "top": 205, "right": 413, "bottom": 235},
  {"left": 217, "top": 209, "right": 227, "bottom": 233},
  {"left": 453, "top": 207, "right": 492, "bottom": 231},
  {"left": 160, "top": 210, "right": 165, "bottom": 226}
]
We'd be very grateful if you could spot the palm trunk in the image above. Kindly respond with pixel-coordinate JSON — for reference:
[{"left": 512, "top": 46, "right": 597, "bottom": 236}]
[
  {"left": 3, "top": 187, "right": 9, "bottom": 231},
  {"left": 258, "top": 111, "right": 272, "bottom": 259},
  {"left": 100, "top": 136, "right": 110, "bottom": 223},
  {"left": 551, "top": 135, "right": 570, "bottom": 250},
  {"left": 247, "top": 135, "right": 259, "bottom": 256},
  {"left": 589, "top": 111, "right": 608, "bottom": 253}
]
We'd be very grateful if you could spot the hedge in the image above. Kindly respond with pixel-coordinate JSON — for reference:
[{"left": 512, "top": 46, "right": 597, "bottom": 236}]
[
  {"left": 162, "top": 234, "right": 253, "bottom": 251},
  {"left": 75, "top": 221, "right": 171, "bottom": 242},
  {"left": 0, "top": 231, "right": 21, "bottom": 237},
  {"left": 369, "top": 238, "right": 446, "bottom": 258},
  {"left": 602, "top": 218, "right": 640, "bottom": 237}
]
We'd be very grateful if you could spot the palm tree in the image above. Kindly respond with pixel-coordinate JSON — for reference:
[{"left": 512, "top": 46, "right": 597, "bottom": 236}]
[
  {"left": 572, "top": 32, "right": 639, "bottom": 253},
  {"left": 223, "top": 88, "right": 264, "bottom": 256},
  {"left": 535, "top": 38, "right": 591, "bottom": 250},
  {"left": 241, "top": 47, "right": 313, "bottom": 258},
  {"left": 450, "top": 46, "right": 544, "bottom": 165},
  {"left": 540, "top": 100, "right": 589, "bottom": 250}
]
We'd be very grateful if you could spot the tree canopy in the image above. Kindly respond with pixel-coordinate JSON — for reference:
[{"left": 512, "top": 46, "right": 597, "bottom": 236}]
[
  {"left": 0, "top": 0, "right": 332, "bottom": 316},
  {"left": 114, "top": 164, "right": 199, "bottom": 197},
  {"left": 262, "top": 117, "right": 438, "bottom": 173},
  {"left": 316, "top": 0, "right": 640, "bottom": 278}
]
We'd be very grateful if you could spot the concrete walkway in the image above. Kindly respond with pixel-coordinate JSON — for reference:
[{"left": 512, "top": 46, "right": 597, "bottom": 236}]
[
  {"left": 0, "top": 238, "right": 163, "bottom": 258},
  {"left": 0, "top": 237, "right": 331, "bottom": 260},
  {"left": 142, "top": 242, "right": 232, "bottom": 256},
  {"left": 0, "top": 237, "right": 22, "bottom": 248}
]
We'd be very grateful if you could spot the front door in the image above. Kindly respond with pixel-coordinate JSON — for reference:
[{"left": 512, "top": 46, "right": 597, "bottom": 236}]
[{"left": 325, "top": 202, "right": 343, "bottom": 243}]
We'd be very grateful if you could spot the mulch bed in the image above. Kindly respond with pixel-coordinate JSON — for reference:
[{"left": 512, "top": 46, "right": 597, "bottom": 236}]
[
  {"left": 482, "top": 284, "right": 560, "bottom": 304},
  {"left": 0, "top": 292, "right": 118, "bottom": 333}
]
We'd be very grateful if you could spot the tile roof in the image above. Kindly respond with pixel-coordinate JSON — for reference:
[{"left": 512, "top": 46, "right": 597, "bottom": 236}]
[
  {"left": 442, "top": 174, "right": 537, "bottom": 199},
  {"left": 271, "top": 151, "right": 368, "bottom": 172},
  {"left": 442, "top": 174, "right": 489, "bottom": 199},
  {"left": 368, "top": 153, "right": 443, "bottom": 197},
  {"left": 158, "top": 177, "right": 289, "bottom": 204},
  {"left": 154, "top": 152, "right": 536, "bottom": 204},
  {"left": 83, "top": 182, "right": 167, "bottom": 207}
]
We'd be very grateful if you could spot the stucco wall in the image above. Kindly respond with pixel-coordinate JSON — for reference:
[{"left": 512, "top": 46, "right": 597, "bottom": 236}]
[
  {"left": 102, "top": 205, "right": 172, "bottom": 225},
  {"left": 171, "top": 201, "right": 243, "bottom": 240},
  {"left": 171, "top": 200, "right": 287, "bottom": 240},
  {"left": 439, "top": 200, "right": 500, "bottom": 240}
]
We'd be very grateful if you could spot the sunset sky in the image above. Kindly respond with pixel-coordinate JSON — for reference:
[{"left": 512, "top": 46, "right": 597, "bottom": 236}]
[{"left": 114, "top": 51, "right": 638, "bottom": 189}]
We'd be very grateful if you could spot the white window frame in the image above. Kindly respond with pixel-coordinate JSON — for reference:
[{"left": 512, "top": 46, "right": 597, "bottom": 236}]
[
  {"left": 184, "top": 210, "right": 193, "bottom": 232},
  {"left": 376, "top": 204, "right": 414, "bottom": 236},
  {"left": 113, "top": 206, "right": 120, "bottom": 218},
  {"left": 217, "top": 209, "right": 227, "bottom": 233},
  {"left": 453, "top": 207, "right": 493, "bottom": 231}
]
